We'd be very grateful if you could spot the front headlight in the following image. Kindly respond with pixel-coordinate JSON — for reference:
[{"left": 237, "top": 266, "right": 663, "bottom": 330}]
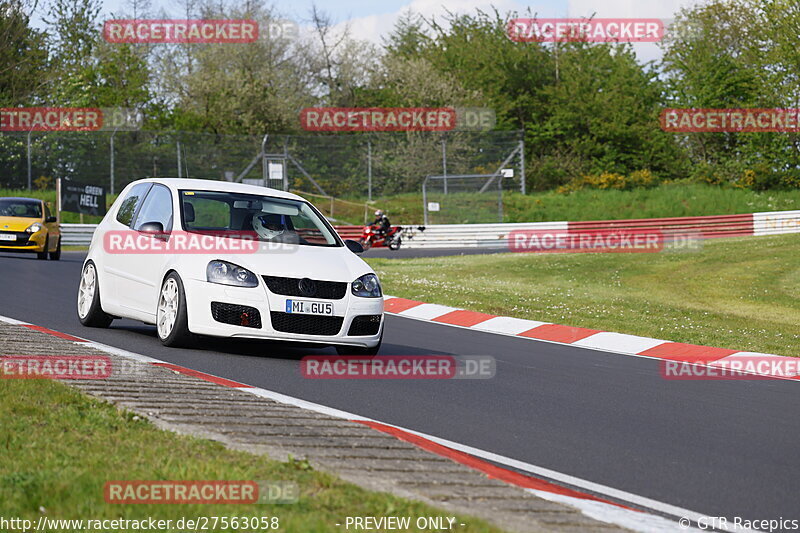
[
  {"left": 25, "top": 223, "right": 43, "bottom": 234},
  {"left": 206, "top": 260, "right": 259, "bottom": 288},
  {"left": 352, "top": 273, "right": 382, "bottom": 298}
]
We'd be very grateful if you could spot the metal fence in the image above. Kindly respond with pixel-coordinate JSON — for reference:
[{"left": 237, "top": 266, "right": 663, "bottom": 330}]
[
  {"left": 60, "top": 209, "right": 800, "bottom": 248},
  {"left": 422, "top": 174, "right": 507, "bottom": 224},
  {"left": 0, "top": 130, "right": 525, "bottom": 200}
]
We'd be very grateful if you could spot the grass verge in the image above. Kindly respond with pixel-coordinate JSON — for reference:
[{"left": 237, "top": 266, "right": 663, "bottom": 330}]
[
  {"left": 365, "top": 183, "right": 800, "bottom": 224},
  {"left": 6, "top": 183, "right": 800, "bottom": 226},
  {"left": 366, "top": 234, "right": 800, "bottom": 356},
  {"left": 0, "top": 377, "right": 500, "bottom": 532}
]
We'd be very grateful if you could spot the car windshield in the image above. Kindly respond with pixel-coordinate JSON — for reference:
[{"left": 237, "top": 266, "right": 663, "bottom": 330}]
[
  {"left": 0, "top": 199, "right": 42, "bottom": 218},
  {"left": 180, "top": 190, "right": 340, "bottom": 247}
]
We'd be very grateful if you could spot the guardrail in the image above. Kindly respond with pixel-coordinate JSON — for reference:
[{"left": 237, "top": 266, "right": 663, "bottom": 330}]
[
  {"left": 396, "top": 211, "right": 800, "bottom": 248},
  {"left": 59, "top": 210, "right": 800, "bottom": 249},
  {"left": 61, "top": 223, "right": 98, "bottom": 246}
]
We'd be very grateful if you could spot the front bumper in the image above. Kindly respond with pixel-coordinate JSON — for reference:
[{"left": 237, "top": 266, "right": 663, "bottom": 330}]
[
  {"left": 183, "top": 278, "right": 384, "bottom": 348},
  {"left": 0, "top": 230, "right": 47, "bottom": 252}
]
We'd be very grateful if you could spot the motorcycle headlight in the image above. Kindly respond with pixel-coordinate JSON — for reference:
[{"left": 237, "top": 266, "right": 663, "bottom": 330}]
[
  {"left": 25, "top": 223, "right": 43, "bottom": 234},
  {"left": 206, "top": 260, "right": 259, "bottom": 288},
  {"left": 352, "top": 273, "right": 382, "bottom": 298}
]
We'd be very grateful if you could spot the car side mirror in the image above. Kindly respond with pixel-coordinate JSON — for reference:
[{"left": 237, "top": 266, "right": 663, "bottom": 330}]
[
  {"left": 45, "top": 216, "right": 57, "bottom": 223},
  {"left": 139, "top": 221, "right": 167, "bottom": 240},
  {"left": 344, "top": 239, "right": 364, "bottom": 254}
]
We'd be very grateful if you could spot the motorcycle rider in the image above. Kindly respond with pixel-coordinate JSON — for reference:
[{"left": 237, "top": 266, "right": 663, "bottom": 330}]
[{"left": 372, "top": 209, "right": 391, "bottom": 237}]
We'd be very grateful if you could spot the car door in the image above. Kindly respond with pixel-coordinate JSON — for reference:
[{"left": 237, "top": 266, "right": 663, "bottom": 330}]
[
  {"left": 122, "top": 183, "right": 175, "bottom": 316},
  {"left": 101, "top": 182, "right": 152, "bottom": 314}
]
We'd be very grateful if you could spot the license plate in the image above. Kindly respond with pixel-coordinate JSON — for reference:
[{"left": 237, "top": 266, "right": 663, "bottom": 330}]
[
  {"left": 285, "top": 299, "right": 334, "bottom": 316},
  {"left": 0, "top": 234, "right": 16, "bottom": 241}
]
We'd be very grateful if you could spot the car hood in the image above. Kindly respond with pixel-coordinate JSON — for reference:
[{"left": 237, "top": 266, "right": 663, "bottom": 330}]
[
  {"left": 0, "top": 216, "right": 41, "bottom": 231},
  {"left": 184, "top": 243, "right": 374, "bottom": 283}
]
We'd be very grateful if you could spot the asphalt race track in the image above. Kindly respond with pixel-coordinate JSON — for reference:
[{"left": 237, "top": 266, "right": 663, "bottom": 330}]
[
  {"left": 2, "top": 250, "right": 799, "bottom": 525},
  {"left": 363, "top": 246, "right": 507, "bottom": 259}
]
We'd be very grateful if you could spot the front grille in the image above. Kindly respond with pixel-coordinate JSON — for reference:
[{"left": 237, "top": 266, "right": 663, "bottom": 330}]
[
  {"left": 0, "top": 231, "right": 32, "bottom": 247},
  {"left": 270, "top": 311, "right": 343, "bottom": 336},
  {"left": 262, "top": 275, "right": 347, "bottom": 300},
  {"left": 211, "top": 302, "right": 262, "bottom": 328},
  {"left": 348, "top": 314, "right": 382, "bottom": 336}
]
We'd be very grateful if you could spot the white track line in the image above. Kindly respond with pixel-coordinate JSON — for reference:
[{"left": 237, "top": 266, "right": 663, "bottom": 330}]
[
  {"left": 0, "top": 314, "right": 30, "bottom": 326},
  {"left": 383, "top": 302, "right": 799, "bottom": 383}
]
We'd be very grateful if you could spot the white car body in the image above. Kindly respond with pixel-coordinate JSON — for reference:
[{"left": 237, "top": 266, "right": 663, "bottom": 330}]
[{"left": 81, "top": 178, "right": 383, "bottom": 350}]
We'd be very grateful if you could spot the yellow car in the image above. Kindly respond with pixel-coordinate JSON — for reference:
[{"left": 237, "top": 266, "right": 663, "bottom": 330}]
[{"left": 0, "top": 197, "right": 61, "bottom": 260}]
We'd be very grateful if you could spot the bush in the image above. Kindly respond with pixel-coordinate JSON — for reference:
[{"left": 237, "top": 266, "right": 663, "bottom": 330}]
[
  {"left": 689, "top": 161, "right": 797, "bottom": 191},
  {"left": 556, "top": 169, "right": 659, "bottom": 194}
]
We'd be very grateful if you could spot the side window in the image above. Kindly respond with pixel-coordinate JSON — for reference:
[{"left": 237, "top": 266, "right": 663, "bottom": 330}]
[
  {"left": 116, "top": 183, "right": 152, "bottom": 227},
  {"left": 133, "top": 184, "right": 173, "bottom": 232},
  {"left": 44, "top": 203, "right": 51, "bottom": 219},
  {"left": 183, "top": 196, "right": 231, "bottom": 228}
]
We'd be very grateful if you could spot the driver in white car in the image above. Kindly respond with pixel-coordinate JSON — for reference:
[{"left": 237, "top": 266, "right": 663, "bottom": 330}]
[
  {"left": 252, "top": 212, "right": 304, "bottom": 244},
  {"left": 253, "top": 212, "right": 284, "bottom": 240}
]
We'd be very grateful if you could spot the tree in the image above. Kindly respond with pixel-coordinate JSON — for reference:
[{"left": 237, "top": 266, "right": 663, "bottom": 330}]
[
  {"left": 418, "top": 9, "right": 552, "bottom": 131},
  {"left": 152, "top": 0, "right": 313, "bottom": 134},
  {"left": 42, "top": 0, "right": 101, "bottom": 104},
  {"left": 660, "top": 0, "right": 795, "bottom": 185},
  {"left": 530, "top": 43, "right": 686, "bottom": 185},
  {"left": 299, "top": 5, "right": 377, "bottom": 107},
  {"left": 382, "top": 10, "right": 430, "bottom": 59},
  {"left": 0, "top": 0, "right": 48, "bottom": 105}
]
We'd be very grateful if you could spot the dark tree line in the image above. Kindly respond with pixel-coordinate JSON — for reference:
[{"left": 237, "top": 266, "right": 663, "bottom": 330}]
[{"left": 2, "top": 0, "right": 799, "bottom": 192}]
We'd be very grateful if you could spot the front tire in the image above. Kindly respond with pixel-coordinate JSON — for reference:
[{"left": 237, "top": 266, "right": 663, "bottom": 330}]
[
  {"left": 156, "top": 272, "right": 194, "bottom": 347},
  {"left": 49, "top": 237, "right": 61, "bottom": 260},
  {"left": 77, "top": 261, "right": 113, "bottom": 328},
  {"left": 37, "top": 236, "right": 48, "bottom": 260}
]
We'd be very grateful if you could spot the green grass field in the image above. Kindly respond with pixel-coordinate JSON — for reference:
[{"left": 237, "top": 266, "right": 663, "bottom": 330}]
[
  {"left": 0, "top": 377, "right": 499, "bottom": 533},
  {"left": 366, "top": 233, "right": 800, "bottom": 356},
  {"left": 6, "top": 182, "right": 800, "bottom": 226},
  {"left": 366, "top": 183, "right": 800, "bottom": 224}
]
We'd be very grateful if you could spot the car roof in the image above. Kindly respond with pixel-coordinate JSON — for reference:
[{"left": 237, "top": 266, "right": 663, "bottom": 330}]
[
  {"left": 0, "top": 197, "right": 44, "bottom": 203},
  {"left": 129, "top": 178, "right": 304, "bottom": 201}
]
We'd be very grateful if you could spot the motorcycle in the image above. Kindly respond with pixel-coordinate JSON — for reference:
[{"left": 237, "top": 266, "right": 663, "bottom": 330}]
[{"left": 360, "top": 224, "right": 403, "bottom": 250}]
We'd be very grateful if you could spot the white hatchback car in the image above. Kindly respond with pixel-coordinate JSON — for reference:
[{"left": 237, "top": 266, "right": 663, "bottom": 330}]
[{"left": 77, "top": 178, "right": 384, "bottom": 354}]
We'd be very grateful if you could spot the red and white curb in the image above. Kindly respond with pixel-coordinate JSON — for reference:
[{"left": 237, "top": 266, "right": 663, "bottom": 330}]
[
  {"left": 0, "top": 313, "right": 724, "bottom": 532},
  {"left": 384, "top": 295, "right": 799, "bottom": 381}
]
